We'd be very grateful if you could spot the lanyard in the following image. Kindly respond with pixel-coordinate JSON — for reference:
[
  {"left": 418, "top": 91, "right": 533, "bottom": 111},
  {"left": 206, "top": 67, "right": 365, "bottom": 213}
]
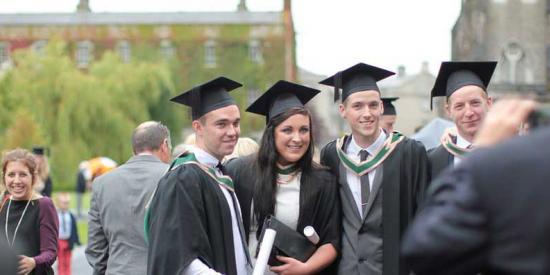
[{"left": 5, "top": 198, "right": 32, "bottom": 247}]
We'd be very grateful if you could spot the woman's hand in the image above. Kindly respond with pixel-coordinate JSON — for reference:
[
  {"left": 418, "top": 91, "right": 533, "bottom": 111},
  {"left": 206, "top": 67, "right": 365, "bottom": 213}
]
[
  {"left": 18, "top": 255, "right": 36, "bottom": 275},
  {"left": 269, "top": 256, "right": 312, "bottom": 275}
]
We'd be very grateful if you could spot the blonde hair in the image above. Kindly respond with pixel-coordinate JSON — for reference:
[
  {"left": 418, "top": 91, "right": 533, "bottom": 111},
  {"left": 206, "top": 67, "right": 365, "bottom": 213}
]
[
  {"left": 183, "top": 133, "right": 196, "bottom": 145},
  {"left": 36, "top": 155, "right": 50, "bottom": 181},
  {"left": 223, "top": 137, "right": 259, "bottom": 162},
  {"left": 55, "top": 192, "right": 71, "bottom": 206},
  {"left": 2, "top": 148, "right": 39, "bottom": 188}
]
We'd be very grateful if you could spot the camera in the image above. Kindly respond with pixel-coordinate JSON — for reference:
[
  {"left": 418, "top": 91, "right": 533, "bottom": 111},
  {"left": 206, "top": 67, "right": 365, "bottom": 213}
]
[{"left": 527, "top": 96, "right": 550, "bottom": 129}]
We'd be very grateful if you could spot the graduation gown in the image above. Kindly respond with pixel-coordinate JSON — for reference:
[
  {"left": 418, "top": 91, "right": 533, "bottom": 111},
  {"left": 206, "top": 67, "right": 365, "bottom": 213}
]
[
  {"left": 320, "top": 135, "right": 429, "bottom": 275},
  {"left": 225, "top": 156, "right": 341, "bottom": 273},
  {"left": 428, "top": 143, "right": 454, "bottom": 181},
  {"left": 146, "top": 163, "right": 240, "bottom": 275}
]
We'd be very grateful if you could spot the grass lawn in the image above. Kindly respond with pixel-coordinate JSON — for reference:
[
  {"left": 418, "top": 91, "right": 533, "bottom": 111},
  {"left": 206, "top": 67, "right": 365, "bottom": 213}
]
[{"left": 52, "top": 191, "right": 91, "bottom": 244}]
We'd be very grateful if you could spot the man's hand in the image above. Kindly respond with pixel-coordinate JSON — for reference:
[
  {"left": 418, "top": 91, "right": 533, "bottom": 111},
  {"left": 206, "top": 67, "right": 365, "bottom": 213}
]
[
  {"left": 474, "top": 98, "right": 537, "bottom": 147},
  {"left": 18, "top": 255, "right": 35, "bottom": 275}
]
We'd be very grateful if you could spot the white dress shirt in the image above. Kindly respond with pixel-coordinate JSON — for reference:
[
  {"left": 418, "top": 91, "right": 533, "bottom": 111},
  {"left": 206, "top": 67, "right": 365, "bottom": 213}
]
[
  {"left": 345, "top": 130, "right": 387, "bottom": 218},
  {"left": 454, "top": 133, "right": 472, "bottom": 166},
  {"left": 57, "top": 211, "right": 72, "bottom": 240},
  {"left": 183, "top": 147, "right": 248, "bottom": 275},
  {"left": 248, "top": 172, "right": 301, "bottom": 274}
]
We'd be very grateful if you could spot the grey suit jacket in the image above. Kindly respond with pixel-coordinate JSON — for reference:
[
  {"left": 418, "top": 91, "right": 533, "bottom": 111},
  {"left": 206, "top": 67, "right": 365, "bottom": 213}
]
[
  {"left": 339, "top": 164, "right": 384, "bottom": 275},
  {"left": 86, "top": 154, "right": 168, "bottom": 275}
]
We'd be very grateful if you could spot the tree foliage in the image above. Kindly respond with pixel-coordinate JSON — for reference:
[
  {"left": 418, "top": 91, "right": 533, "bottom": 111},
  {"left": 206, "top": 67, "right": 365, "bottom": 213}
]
[
  {"left": 0, "top": 41, "right": 180, "bottom": 190},
  {"left": 0, "top": 37, "right": 284, "bottom": 191}
]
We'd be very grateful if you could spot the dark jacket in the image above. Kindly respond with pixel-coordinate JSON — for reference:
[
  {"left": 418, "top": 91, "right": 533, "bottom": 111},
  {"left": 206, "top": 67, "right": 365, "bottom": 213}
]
[
  {"left": 403, "top": 127, "right": 550, "bottom": 275},
  {"left": 67, "top": 212, "right": 81, "bottom": 250}
]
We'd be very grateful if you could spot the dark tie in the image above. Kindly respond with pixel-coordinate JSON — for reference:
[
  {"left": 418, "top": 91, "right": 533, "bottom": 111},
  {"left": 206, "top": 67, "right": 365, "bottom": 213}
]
[
  {"left": 216, "top": 162, "right": 227, "bottom": 175},
  {"left": 359, "top": 150, "right": 370, "bottom": 217}
]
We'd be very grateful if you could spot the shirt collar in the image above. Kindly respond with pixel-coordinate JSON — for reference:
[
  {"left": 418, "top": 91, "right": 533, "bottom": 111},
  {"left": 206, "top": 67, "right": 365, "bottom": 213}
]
[
  {"left": 192, "top": 146, "right": 220, "bottom": 168},
  {"left": 348, "top": 129, "right": 387, "bottom": 156},
  {"left": 456, "top": 132, "right": 472, "bottom": 148}
]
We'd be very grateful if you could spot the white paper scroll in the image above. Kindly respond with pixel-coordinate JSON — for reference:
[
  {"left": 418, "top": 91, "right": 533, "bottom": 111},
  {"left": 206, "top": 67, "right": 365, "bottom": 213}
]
[
  {"left": 252, "top": 228, "right": 277, "bottom": 275},
  {"left": 303, "top": 226, "right": 319, "bottom": 245}
]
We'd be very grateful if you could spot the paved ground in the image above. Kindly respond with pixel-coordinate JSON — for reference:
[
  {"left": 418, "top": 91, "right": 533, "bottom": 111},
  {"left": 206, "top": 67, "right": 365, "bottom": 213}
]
[
  {"left": 72, "top": 246, "right": 92, "bottom": 274},
  {"left": 52, "top": 246, "right": 92, "bottom": 275}
]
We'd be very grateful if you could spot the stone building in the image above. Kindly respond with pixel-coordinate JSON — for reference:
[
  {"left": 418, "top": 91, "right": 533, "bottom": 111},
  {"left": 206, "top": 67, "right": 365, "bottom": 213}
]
[
  {"left": 452, "top": 0, "right": 549, "bottom": 96},
  {"left": 0, "top": 0, "right": 299, "bottom": 136},
  {"left": 379, "top": 62, "right": 437, "bottom": 136}
]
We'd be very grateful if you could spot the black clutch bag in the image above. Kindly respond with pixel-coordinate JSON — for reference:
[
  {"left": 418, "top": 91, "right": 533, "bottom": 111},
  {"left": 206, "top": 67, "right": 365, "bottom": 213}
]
[{"left": 256, "top": 215, "right": 317, "bottom": 266}]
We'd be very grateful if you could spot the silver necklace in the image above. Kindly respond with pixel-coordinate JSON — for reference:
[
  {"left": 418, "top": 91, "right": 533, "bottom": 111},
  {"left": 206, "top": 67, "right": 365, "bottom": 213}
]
[{"left": 4, "top": 197, "right": 32, "bottom": 247}]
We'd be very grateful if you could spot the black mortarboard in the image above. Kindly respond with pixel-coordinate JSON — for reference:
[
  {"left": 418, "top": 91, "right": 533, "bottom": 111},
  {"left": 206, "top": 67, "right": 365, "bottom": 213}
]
[
  {"left": 31, "top": 146, "right": 49, "bottom": 156},
  {"left": 382, "top": 97, "right": 399, "bottom": 116},
  {"left": 170, "top": 76, "right": 242, "bottom": 120},
  {"left": 246, "top": 80, "right": 320, "bottom": 123},
  {"left": 319, "top": 63, "right": 395, "bottom": 102},
  {"left": 430, "top": 61, "right": 497, "bottom": 109}
]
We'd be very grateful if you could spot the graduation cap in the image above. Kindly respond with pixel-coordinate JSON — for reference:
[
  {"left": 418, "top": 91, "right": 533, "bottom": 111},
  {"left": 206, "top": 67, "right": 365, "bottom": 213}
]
[
  {"left": 319, "top": 63, "right": 395, "bottom": 102},
  {"left": 31, "top": 146, "right": 49, "bottom": 156},
  {"left": 246, "top": 80, "right": 320, "bottom": 123},
  {"left": 382, "top": 97, "right": 399, "bottom": 116},
  {"left": 171, "top": 76, "right": 242, "bottom": 120},
  {"left": 430, "top": 61, "right": 497, "bottom": 109}
]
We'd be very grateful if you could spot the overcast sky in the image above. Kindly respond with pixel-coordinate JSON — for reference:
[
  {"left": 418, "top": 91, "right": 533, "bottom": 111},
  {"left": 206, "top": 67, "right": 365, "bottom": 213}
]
[{"left": 0, "top": 0, "right": 462, "bottom": 76}]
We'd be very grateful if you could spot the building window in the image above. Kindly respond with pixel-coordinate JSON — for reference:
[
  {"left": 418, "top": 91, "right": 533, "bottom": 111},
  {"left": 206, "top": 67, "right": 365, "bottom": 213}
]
[
  {"left": 249, "top": 39, "right": 263, "bottom": 64},
  {"left": 0, "top": 42, "right": 9, "bottom": 65},
  {"left": 160, "top": 40, "right": 175, "bottom": 59},
  {"left": 76, "top": 41, "right": 93, "bottom": 68},
  {"left": 117, "top": 40, "right": 131, "bottom": 63},
  {"left": 32, "top": 40, "right": 48, "bottom": 56},
  {"left": 204, "top": 39, "right": 217, "bottom": 68}
]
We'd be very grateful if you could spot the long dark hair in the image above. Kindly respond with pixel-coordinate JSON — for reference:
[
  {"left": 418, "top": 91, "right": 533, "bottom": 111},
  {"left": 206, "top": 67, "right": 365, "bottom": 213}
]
[{"left": 252, "top": 107, "right": 316, "bottom": 231}]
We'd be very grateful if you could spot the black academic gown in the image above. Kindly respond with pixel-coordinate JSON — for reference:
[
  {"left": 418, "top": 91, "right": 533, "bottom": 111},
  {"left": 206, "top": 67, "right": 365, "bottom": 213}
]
[
  {"left": 225, "top": 156, "right": 341, "bottom": 274},
  {"left": 428, "top": 143, "right": 454, "bottom": 181},
  {"left": 320, "top": 135, "right": 430, "bottom": 275},
  {"left": 402, "top": 127, "right": 550, "bottom": 275},
  {"left": 147, "top": 163, "right": 239, "bottom": 275}
]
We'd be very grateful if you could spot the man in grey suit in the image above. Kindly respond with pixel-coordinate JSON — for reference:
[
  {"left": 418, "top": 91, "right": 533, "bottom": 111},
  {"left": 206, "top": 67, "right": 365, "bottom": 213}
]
[
  {"left": 320, "top": 63, "right": 429, "bottom": 275},
  {"left": 86, "top": 121, "right": 171, "bottom": 275}
]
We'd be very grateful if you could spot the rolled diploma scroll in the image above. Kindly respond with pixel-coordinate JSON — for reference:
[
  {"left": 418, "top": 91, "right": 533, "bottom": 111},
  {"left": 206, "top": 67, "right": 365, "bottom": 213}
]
[
  {"left": 252, "top": 228, "right": 277, "bottom": 275},
  {"left": 304, "top": 226, "right": 320, "bottom": 245}
]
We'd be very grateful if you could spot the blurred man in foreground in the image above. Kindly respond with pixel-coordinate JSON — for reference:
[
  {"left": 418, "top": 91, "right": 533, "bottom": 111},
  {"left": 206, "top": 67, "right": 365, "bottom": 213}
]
[{"left": 402, "top": 99, "right": 550, "bottom": 275}]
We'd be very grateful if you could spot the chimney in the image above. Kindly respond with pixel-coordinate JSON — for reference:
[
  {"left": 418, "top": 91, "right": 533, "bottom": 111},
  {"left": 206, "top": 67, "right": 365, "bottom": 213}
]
[
  {"left": 76, "top": 0, "right": 91, "bottom": 13},
  {"left": 397, "top": 65, "right": 406, "bottom": 78},
  {"left": 237, "top": 0, "right": 248, "bottom": 11},
  {"left": 283, "top": 0, "right": 297, "bottom": 81}
]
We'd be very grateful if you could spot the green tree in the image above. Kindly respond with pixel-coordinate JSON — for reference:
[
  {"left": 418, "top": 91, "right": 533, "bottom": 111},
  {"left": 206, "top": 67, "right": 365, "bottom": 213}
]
[{"left": 0, "top": 41, "right": 176, "bottom": 190}]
